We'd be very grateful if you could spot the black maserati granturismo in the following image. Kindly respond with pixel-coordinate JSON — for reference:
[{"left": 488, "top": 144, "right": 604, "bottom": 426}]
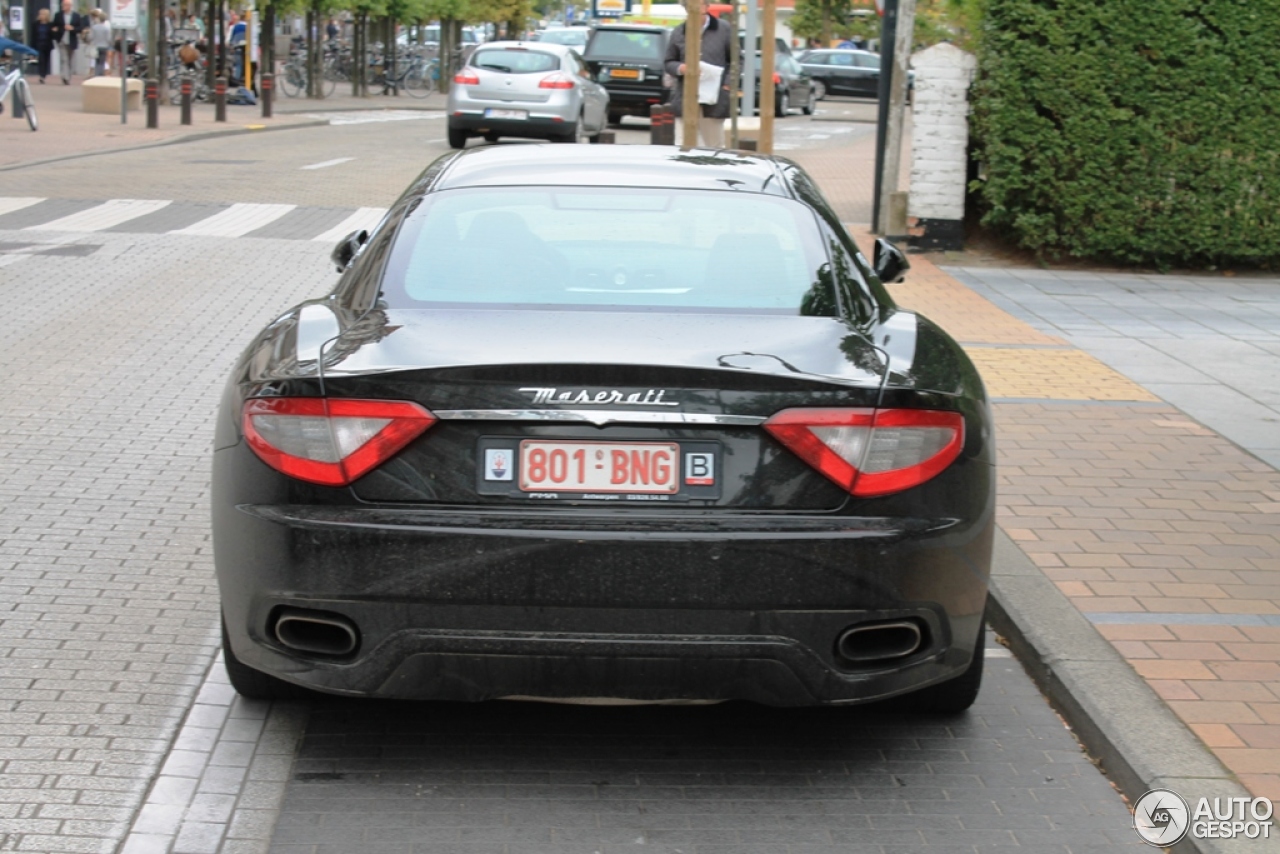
[{"left": 212, "top": 144, "right": 994, "bottom": 712}]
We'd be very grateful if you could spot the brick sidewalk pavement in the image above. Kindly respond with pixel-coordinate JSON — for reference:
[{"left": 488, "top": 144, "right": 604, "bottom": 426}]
[
  {"left": 911, "top": 266, "right": 1279, "bottom": 799},
  {"left": 809, "top": 186, "right": 1280, "bottom": 801}
]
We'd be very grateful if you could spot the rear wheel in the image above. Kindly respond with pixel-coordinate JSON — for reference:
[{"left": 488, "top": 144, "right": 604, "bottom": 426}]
[
  {"left": 555, "top": 114, "right": 586, "bottom": 143},
  {"left": 222, "top": 618, "right": 313, "bottom": 700},
  {"left": 607, "top": 110, "right": 623, "bottom": 127},
  {"left": 812, "top": 79, "right": 827, "bottom": 101},
  {"left": 16, "top": 80, "right": 37, "bottom": 131},
  {"left": 280, "top": 63, "right": 303, "bottom": 97},
  {"left": 801, "top": 86, "right": 816, "bottom": 116},
  {"left": 774, "top": 88, "right": 789, "bottom": 118},
  {"left": 904, "top": 621, "right": 985, "bottom": 715},
  {"left": 448, "top": 127, "right": 469, "bottom": 149}
]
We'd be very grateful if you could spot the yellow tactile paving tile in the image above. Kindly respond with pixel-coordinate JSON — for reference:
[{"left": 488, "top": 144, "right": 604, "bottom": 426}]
[
  {"left": 845, "top": 227, "right": 1066, "bottom": 347},
  {"left": 967, "top": 347, "right": 1161, "bottom": 402}
]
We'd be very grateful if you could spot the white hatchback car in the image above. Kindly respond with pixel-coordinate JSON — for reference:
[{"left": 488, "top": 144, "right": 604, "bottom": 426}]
[{"left": 447, "top": 42, "right": 611, "bottom": 147}]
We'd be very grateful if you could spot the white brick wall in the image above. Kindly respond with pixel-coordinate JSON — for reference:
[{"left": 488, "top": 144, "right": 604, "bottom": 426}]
[{"left": 909, "top": 43, "right": 978, "bottom": 222}]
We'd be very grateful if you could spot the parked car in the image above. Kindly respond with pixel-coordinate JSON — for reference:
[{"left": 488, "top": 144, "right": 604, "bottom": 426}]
[
  {"left": 213, "top": 144, "right": 994, "bottom": 712},
  {"left": 795, "top": 48, "right": 912, "bottom": 100},
  {"left": 754, "top": 51, "right": 816, "bottom": 117},
  {"left": 446, "top": 41, "right": 610, "bottom": 146},
  {"left": 536, "top": 27, "right": 589, "bottom": 49},
  {"left": 581, "top": 23, "right": 670, "bottom": 126}
]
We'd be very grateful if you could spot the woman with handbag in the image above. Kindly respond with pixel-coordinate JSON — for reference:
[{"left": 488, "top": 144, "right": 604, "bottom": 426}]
[{"left": 32, "top": 9, "right": 54, "bottom": 83}]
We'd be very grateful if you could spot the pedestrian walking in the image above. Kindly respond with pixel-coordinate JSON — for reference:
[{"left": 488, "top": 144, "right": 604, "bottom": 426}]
[
  {"left": 32, "top": 8, "right": 54, "bottom": 83},
  {"left": 663, "top": 0, "right": 733, "bottom": 148},
  {"left": 89, "top": 10, "right": 111, "bottom": 77},
  {"left": 51, "top": 0, "right": 87, "bottom": 84}
]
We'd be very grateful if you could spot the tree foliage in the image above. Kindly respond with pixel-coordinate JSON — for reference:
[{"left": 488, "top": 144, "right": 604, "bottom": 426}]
[
  {"left": 970, "top": 0, "right": 1280, "bottom": 266},
  {"left": 789, "top": 0, "right": 964, "bottom": 49}
]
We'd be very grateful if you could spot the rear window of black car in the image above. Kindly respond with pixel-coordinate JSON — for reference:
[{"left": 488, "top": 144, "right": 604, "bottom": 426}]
[
  {"left": 471, "top": 48, "right": 559, "bottom": 73},
  {"left": 382, "top": 187, "right": 833, "bottom": 314},
  {"left": 586, "top": 30, "right": 665, "bottom": 60}
]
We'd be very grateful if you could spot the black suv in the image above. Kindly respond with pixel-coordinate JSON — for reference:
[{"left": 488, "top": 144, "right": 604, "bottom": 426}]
[{"left": 582, "top": 23, "right": 670, "bottom": 126}]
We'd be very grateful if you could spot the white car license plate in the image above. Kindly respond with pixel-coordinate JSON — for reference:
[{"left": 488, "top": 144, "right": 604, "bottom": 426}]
[
  {"left": 484, "top": 108, "right": 528, "bottom": 120},
  {"left": 519, "top": 441, "right": 679, "bottom": 494}
]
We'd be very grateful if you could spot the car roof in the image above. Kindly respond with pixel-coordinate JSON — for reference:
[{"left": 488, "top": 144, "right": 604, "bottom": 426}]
[
  {"left": 473, "top": 40, "right": 575, "bottom": 55},
  {"left": 433, "top": 145, "right": 789, "bottom": 197},
  {"left": 588, "top": 23, "right": 668, "bottom": 33}
]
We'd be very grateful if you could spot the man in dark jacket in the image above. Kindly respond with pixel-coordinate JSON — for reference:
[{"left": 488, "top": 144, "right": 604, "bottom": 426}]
[
  {"left": 663, "top": 1, "right": 733, "bottom": 148},
  {"left": 50, "top": 0, "right": 86, "bottom": 84}
]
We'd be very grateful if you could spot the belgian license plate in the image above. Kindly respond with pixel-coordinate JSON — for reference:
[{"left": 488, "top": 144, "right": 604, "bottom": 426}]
[
  {"left": 484, "top": 108, "right": 527, "bottom": 120},
  {"left": 610, "top": 68, "right": 640, "bottom": 79},
  {"left": 519, "top": 440, "right": 679, "bottom": 494}
]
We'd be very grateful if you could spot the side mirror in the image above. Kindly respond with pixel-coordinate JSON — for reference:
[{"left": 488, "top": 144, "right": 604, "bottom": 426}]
[
  {"left": 331, "top": 229, "right": 369, "bottom": 272},
  {"left": 873, "top": 238, "right": 909, "bottom": 284}
]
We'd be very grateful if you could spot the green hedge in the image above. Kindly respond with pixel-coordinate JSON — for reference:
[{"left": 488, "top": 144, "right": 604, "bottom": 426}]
[{"left": 970, "top": 0, "right": 1280, "bottom": 267}]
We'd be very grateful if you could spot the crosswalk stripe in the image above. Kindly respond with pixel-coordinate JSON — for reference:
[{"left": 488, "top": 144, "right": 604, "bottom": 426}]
[
  {"left": 26, "top": 199, "right": 173, "bottom": 233},
  {"left": 0, "top": 198, "right": 46, "bottom": 217},
  {"left": 311, "top": 207, "right": 388, "bottom": 243},
  {"left": 301, "top": 157, "right": 356, "bottom": 171},
  {"left": 170, "top": 203, "right": 297, "bottom": 237}
]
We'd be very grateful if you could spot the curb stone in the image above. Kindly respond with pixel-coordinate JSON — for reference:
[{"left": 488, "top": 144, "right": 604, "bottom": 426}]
[{"left": 987, "top": 527, "right": 1262, "bottom": 854}]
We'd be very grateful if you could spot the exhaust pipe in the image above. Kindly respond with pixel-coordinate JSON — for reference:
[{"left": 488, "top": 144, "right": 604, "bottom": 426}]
[
  {"left": 273, "top": 609, "right": 360, "bottom": 657},
  {"left": 836, "top": 620, "right": 924, "bottom": 664}
]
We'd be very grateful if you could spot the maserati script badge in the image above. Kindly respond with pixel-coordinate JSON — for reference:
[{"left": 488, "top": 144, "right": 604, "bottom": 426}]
[{"left": 519, "top": 387, "right": 679, "bottom": 406}]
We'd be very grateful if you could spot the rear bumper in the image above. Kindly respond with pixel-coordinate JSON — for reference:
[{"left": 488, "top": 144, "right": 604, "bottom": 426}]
[
  {"left": 215, "top": 502, "right": 993, "bottom": 705},
  {"left": 602, "top": 85, "right": 666, "bottom": 115},
  {"left": 449, "top": 111, "right": 574, "bottom": 139}
]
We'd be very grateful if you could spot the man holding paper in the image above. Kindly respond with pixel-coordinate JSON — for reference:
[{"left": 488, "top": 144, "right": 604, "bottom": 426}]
[{"left": 664, "top": 0, "right": 733, "bottom": 148}]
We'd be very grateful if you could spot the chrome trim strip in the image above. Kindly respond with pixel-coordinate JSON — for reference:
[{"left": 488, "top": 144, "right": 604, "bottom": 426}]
[{"left": 434, "top": 409, "right": 767, "bottom": 427}]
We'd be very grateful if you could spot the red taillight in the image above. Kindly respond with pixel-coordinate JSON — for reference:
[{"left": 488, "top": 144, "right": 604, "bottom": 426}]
[
  {"left": 763, "top": 408, "right": 964, "bottom": 498},
  {"left": 538, "top": 72, "right": 575, "bottom": 89},
  {"left": 243, "top": 398, "right": 436, "bottom": 487},
  {"left": 772, "top": 72, "right": 782, "bottom": 85},
  {"left": 453, "top": 71, "right": 480, "bottom": 85}
]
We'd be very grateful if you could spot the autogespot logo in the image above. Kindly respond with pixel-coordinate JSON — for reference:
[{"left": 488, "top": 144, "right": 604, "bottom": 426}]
[
  {"left": 1133, "top": 788, "right": 1190, "bottom": 846},
  {"left": 1133, "top": 788, "right": 1276, "bottom": 845}
]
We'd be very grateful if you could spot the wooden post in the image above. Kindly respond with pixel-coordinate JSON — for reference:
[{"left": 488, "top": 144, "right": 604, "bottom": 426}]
[
  {"left": 728, "top": 6, "right": 739, "bottom": 149},
  {"left": 758, "top": 0, "right": 776, "bottom": 153},
  {"left": 681, "top": 0, "right": 702, "bottom": 150}
]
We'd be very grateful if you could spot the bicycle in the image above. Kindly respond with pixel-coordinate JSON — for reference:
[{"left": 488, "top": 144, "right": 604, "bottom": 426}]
[
  {"left": 279, "top": 52, "right": 335, "bottom": 98},
  {"left": 0, "top": 60, "right": 38, "bottom": 131}
]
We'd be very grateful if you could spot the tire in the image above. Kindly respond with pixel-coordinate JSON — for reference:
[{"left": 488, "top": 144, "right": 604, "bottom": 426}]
[
  {"left": 903, "top": 621, "right": 986, "bottom": 715},
  {"left": 774, "top": 88, "right": 789, "bottom": 118},
  {"left": 16, "top": 80, "right": 37, "bottom": 131},
  {"left": 606, "top": 110, "right": 623, "bottom": 127},
  {"left": 812, "top": 78, "right": 827, "bottom": 101},
  {"left": 448, "top": 127, "right": 469, "bottom": 149},
  {"left": 555, "top": 114, "right": 585, "bottom": 143},
  {"left": 222, "top": 618, "right": 313, "bottom": 700},
  {"left": 403, "top": 65, "right": 431, "bottom": 98},
  {"left": 801, "top": 86, "right": 815, "bottom": 116},
  {"left": 483, "top": 132, "right": 499, "bottom": 143},
  {"left": 321, "top": 74, "right": 336, "bottom": 98},
  {"left": 280, "top": 64, "right": 303, "bottom": 97}
]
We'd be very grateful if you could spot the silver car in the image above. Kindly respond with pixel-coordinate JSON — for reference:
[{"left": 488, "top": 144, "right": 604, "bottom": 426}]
[{"left": 447, "top": 42, "right": 610, "bottom": 147}]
